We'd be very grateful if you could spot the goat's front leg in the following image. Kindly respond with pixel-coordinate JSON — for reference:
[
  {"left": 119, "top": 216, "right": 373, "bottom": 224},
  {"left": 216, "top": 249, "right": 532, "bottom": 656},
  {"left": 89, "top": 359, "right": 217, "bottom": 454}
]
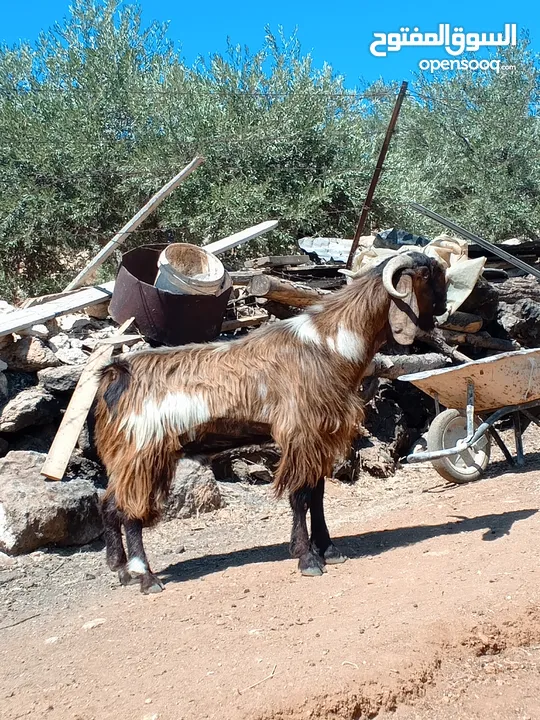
[
  {"left": 310, "top": 477, "right": 347, "bottom": 565},
  {"left": 289, "top": 486, "right": 326, "bottom": 576},
  {"left": 123, "top": 518, "right": 164, "bottom": 594}
]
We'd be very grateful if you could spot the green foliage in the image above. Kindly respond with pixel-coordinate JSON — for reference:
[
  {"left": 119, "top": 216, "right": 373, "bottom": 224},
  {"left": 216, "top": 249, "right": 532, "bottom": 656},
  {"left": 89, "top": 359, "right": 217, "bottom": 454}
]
[{"left": 0, "top": 0, "right": 539, "bottom": 299}]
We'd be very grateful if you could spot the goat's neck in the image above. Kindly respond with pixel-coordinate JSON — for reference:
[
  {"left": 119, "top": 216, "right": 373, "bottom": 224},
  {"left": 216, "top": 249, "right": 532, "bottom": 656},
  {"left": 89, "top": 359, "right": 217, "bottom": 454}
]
[{"left": 313, "top": 276, "right": 390, "bottom": 384}]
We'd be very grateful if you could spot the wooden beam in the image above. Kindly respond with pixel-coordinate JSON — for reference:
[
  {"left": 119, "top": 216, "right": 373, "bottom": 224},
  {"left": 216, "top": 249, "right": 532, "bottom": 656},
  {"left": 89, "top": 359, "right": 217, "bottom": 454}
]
[
  {"left": 40, "top": 317, "right": 134, "bottom": 481},
  {"left": 0, "top": 282, "right": 115, "bottom": 338},
  {"left": 247, "top": 274, "right": 329, "bottom": 308},
  {"left": 204, "top": 220, "right": 278, "bottom": 256},
  {"left": 64, "top": 157, "right": 204, "bottom": 291}
]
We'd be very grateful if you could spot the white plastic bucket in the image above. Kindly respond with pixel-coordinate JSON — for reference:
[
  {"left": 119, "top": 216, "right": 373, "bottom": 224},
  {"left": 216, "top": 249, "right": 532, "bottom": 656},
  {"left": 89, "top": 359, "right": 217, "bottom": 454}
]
[{"left": 154, "top": 243, "right": 225, "bottom": 296}]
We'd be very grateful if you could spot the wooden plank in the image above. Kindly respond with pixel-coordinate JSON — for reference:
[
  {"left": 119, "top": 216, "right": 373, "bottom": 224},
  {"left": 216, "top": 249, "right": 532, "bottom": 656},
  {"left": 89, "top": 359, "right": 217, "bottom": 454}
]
[
  {"left": 40, "top": 317, "right": 134, "bottom": 481},
  {"left": 64, "top": 157, "right": 204, "bottom": 291},
  {"left": 244, "top": 255, "right": 311, "bottom": 269},
  {"left": 204, "top": 220, "right": 278, "bottom": 256},
  {"left": 220, "top": 312, "right": 268, "bottom": 333},
  {"left": 21, "top": 288, "right": 89, "bottom": 309},
  {"left": 0, "top": 282, "right": 115, "bottom": 338}
]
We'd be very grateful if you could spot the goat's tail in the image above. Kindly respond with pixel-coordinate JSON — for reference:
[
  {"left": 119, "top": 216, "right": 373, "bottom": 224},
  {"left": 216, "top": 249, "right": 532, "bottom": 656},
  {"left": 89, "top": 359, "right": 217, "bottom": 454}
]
[
  {"left": 97, "top": 358, "right": 132, "bottom": 418},
  {"left": 95, "top": 357, "right": 179, "bottom": 524}
]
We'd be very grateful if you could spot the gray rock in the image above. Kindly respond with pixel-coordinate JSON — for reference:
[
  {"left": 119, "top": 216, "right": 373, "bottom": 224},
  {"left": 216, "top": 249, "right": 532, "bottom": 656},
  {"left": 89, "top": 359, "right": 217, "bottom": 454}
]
[
  {"left": 498, "top": 300, "right": 540, "bottom": 347},
  {"left": 54, "top": 346, "right": 89, "bottom": 365},
  {"left": 57, "top": 315, "right": 92, "bottom": 333},
  {"left": 231, "top": 458, "right": 273, "bottom": 484},
  {"left": 0, "top": 386, "right": 61, "bottom": 433},
  {"left": 86, "top": 302, "right": 110, "bottom": 320},
  {"left": 0, "top": 451, "right": 102, "bottom": 555},
  {"left": 0, "top": 371, "right": 7, "bottom": 401},
  {"left": 0, "top": 336, "right": 61, "bottom": 372},
  {"left": 163, "top": 458, "right": 223, "bottom": 520},
  {"left": 48, "top": 333, "right": 70, "bottom": 351},
  {"left": 18, "top": 323, "right": 50, "bottom": 340},
  {"left": 38, "top": 365, "right": 84, "bottom": 393}
]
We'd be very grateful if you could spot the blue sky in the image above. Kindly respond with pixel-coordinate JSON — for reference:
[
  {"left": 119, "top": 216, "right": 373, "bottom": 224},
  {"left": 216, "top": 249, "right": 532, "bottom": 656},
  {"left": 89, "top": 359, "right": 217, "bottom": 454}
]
[{"left": 1, "top": 0, "right": 538, "bottom": 85}]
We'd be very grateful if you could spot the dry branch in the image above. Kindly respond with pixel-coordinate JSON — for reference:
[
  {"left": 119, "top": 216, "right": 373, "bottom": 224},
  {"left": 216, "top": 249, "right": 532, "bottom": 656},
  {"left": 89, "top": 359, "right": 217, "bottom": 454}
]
[
  {"left": 441, "top": 311, "right": 483, "bottom": 333},
  {"left": 440, "top": 329, "right": 518, "bottom": 352},
  {"left": 365, "top": 352, "right": 452, "bottom": 379}
]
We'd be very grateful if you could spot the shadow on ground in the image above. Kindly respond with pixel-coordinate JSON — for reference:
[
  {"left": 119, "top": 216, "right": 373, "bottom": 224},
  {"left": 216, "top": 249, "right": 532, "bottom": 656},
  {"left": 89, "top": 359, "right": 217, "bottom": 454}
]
[{"left": 160, "top": 508, "right": 537, "bottom": 584}]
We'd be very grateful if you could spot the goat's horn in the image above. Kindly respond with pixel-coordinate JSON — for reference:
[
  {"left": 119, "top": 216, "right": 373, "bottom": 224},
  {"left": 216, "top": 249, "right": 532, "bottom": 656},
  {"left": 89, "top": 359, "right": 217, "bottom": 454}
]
[{"left": 382, "top": 254, "right": 415, "bottom": 299}]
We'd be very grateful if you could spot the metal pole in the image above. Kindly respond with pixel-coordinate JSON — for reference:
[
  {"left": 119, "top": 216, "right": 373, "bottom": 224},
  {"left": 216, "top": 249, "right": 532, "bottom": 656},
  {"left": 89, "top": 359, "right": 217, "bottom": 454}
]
[
  {"left": 346, "top": 81, "right": 408, "bottom": 269},
  {"left": 410, "top": 202, "right": 540, "bottom": 280}
]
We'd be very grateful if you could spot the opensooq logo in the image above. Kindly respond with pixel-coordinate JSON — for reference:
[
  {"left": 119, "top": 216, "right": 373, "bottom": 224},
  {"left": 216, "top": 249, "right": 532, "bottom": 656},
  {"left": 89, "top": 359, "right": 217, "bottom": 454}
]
[{"left": 370, "top": 23, "right": 517, "bottom": 57}]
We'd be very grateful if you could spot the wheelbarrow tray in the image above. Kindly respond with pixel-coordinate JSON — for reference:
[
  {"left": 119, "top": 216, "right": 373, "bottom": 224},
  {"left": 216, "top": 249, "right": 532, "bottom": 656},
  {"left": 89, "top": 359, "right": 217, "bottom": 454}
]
[{"left": 399, "top": 348, "right": 540, "bottom": 412}]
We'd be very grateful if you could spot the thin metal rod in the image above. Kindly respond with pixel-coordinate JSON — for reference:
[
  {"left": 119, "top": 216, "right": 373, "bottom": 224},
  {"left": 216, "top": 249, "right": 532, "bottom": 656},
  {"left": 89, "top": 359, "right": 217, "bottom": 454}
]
[
  {"left": 409, "top": 203, "right": 540, "bottom": 280},
  {"left": 513, "top": 411, "right": 525, "bottom": 466},
  {"left": 346, "top": 81, "right": 408, "bottom": 269},
  {"left": 466, "top": 381, "right": 475, "bottom": 438},
  {"left": 521, "top": 409, "right": 540, "bottom": 430}
]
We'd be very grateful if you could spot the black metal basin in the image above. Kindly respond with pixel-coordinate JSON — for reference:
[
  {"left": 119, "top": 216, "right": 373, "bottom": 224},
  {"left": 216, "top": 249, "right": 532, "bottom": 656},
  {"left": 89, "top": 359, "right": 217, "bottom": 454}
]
[{"left": 109, "top": 244, "right": 232, "bottom": 346}]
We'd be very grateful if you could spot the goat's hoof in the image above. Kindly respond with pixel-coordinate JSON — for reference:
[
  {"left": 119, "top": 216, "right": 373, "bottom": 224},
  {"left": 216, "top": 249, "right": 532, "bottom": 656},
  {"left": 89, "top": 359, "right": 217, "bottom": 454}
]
[
  {"left": 140, "top": 573, "right": 164, "bottom": 594},
  {"left": 118, "top": 568, "right": 139, "bottom": 586},
  {"left": 299, "top": 552, "right": 326, "bottom": 577},
  {"left": 324, "top": 544, "right": 348, "bottom": 565}
]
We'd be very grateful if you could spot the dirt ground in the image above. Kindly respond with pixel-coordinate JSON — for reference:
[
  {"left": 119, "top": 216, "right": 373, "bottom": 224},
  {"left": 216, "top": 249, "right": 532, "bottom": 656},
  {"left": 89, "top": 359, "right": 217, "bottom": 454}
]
[{"left": 1, "top": 436, "right": 540, "bottom": 720}]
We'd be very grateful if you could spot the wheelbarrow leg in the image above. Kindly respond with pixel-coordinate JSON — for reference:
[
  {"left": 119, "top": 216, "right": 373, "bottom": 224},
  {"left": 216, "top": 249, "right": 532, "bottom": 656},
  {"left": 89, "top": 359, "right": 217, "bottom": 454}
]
[
  {"left": 513, "top": 411, "right": 525, "bottom": 466},
  {"left": 488, "top": 427, "right": 515, "bottom": 466}
]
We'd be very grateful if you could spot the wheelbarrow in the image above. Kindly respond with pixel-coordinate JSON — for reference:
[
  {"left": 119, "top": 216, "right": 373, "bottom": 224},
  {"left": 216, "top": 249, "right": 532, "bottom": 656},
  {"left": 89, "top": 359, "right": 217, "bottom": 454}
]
[{"left": 398, "top": 348, "right": 540, "bottom": 483}]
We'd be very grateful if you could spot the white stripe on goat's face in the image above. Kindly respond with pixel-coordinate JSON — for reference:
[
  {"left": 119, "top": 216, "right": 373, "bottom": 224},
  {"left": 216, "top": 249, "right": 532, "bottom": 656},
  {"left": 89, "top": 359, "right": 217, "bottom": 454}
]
[
  {"left": 333, "top": 324, "right": 366, "bottom": 362},
  {"left": 124, "top": 392, "right": 211, "bottom": 450},
  {"left": 284, "top": 313, "right": 321, "bottom": 346},
  {"left": 259, "top": 381, "right": 268, "bottom": 400}
]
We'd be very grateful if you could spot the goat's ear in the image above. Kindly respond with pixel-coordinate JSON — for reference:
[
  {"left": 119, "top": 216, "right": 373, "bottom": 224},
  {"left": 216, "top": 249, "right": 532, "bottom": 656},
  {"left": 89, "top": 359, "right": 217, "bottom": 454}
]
[{"left": 388, "top": 274, "right": 419, "bottom": 345}]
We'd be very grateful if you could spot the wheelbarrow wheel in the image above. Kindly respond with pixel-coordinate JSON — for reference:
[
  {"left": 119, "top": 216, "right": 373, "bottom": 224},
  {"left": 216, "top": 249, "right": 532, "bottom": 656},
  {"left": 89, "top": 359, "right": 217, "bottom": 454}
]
[{"left": 427, "top": 409, "right": 491, "bottom": 484}]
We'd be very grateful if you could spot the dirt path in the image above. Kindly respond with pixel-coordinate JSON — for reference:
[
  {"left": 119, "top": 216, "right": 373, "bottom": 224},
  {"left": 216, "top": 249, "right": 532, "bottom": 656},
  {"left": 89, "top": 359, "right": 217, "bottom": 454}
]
[{"left": 1, "top": 453, "right": 540, "bottom": 719}]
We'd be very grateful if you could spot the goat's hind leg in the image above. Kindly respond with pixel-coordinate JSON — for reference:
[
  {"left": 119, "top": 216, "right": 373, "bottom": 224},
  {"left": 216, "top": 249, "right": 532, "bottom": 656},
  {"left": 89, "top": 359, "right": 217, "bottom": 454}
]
[
  {"left": 289, "top": 486, "right": 326, "bottom": 576},
  {"left": 310, "top": 478, "right": 347, "bottom": 565},
  {"left": 101, "top": 495, "right": 135, "bottom": 586},
  {"left": 123, "top": 518, "right": 164, "bottom": 594}
]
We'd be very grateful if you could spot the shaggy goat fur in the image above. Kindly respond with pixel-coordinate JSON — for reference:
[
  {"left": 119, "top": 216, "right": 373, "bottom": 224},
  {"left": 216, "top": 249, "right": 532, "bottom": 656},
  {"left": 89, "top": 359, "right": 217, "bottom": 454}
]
[{"left": 95, "top": 251, "right": 447, "bottom": 590}]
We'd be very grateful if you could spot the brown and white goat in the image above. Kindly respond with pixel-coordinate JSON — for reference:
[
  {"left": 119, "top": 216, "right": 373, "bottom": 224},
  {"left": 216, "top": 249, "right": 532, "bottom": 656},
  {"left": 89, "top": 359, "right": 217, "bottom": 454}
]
[{"left": 95, "top": 251, "right": 447, "bottom": 593}]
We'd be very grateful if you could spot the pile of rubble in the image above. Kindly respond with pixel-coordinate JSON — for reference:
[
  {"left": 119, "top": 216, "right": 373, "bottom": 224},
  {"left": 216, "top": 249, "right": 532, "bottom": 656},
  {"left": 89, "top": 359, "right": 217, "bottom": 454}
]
[{"left": 1, "top": 229, "right": 540, "bottom": 558}]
